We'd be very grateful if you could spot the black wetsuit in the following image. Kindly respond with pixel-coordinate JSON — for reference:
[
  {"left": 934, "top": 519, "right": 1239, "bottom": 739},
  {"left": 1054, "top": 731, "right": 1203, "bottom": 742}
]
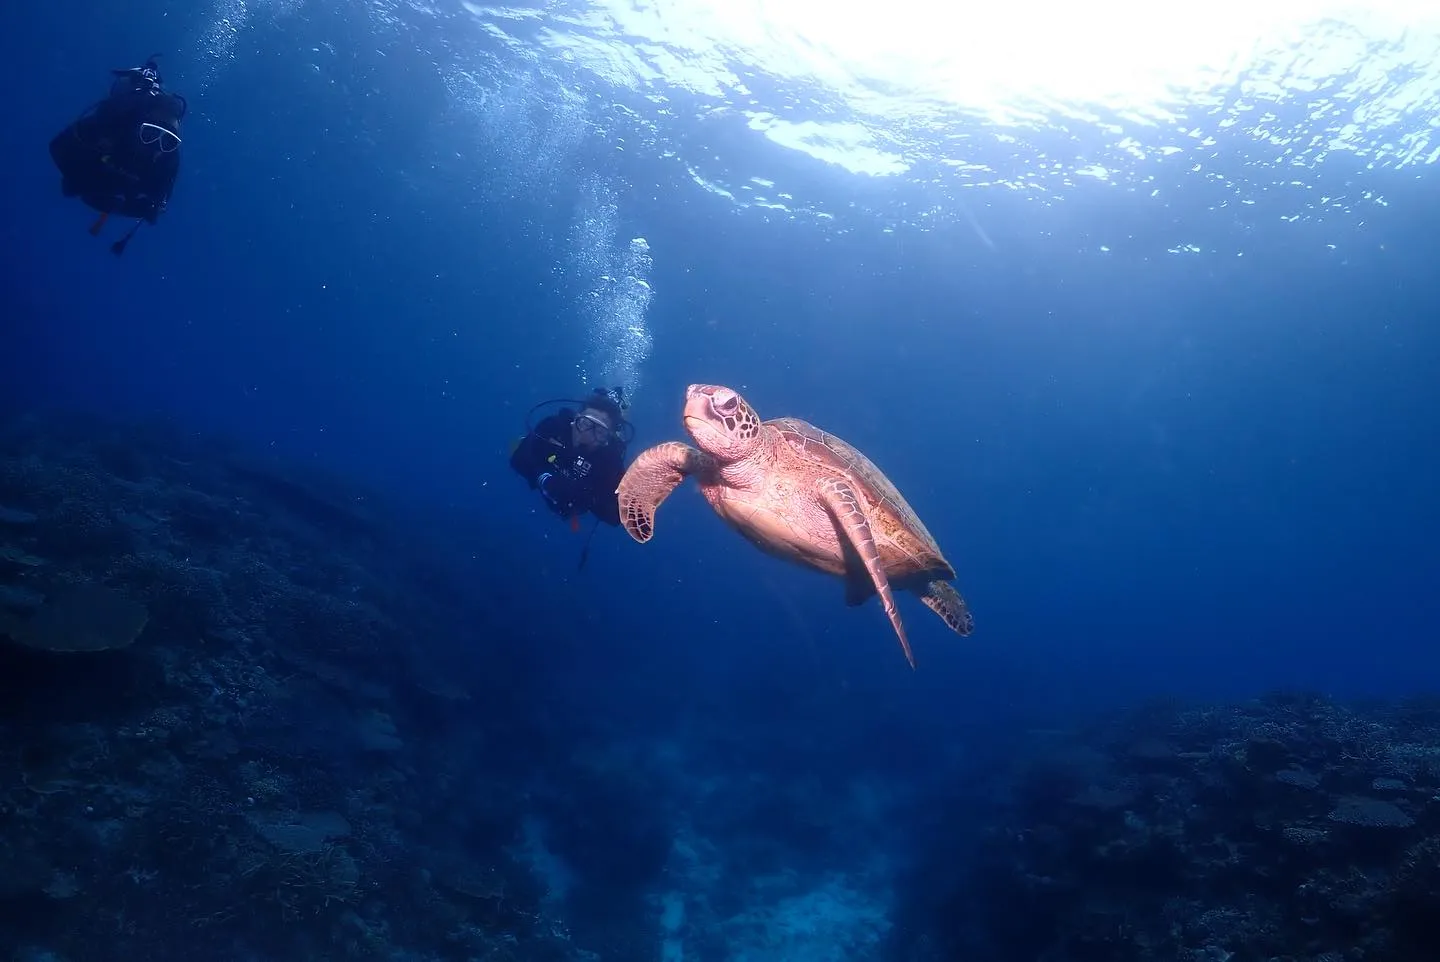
[
  {"left": 510, "top": 411, "right": 625, "bottom": 526},
  {"left": 49, "top": 66, "right": 185, "bottom": 223}
]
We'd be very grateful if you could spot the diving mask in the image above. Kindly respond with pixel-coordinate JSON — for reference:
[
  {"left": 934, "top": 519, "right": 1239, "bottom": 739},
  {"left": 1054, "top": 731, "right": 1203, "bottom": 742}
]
[{"left": 139, "top": 122, "right": 181, "bottom": 153}]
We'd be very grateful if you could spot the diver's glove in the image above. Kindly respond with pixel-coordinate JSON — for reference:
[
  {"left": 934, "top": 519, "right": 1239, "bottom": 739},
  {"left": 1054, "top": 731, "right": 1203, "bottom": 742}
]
[
  {"left": 538, "top": 471, "right": 581, "bottom": 515},
  {"left": 112, "top": 63, "right": 163, "bottom": 94}
]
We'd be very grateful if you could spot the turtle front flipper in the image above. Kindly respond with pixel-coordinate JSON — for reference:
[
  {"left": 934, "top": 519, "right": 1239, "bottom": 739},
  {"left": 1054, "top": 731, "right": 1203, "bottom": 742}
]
[
  {"left": 817, "top": 476, "right": 915, "bottom": 669},
  {"left": 617, "top": 441, "right": 711, "bottom": 543},
  {"left": 919, "top": 580, "right": 974, "bottom": 637}
]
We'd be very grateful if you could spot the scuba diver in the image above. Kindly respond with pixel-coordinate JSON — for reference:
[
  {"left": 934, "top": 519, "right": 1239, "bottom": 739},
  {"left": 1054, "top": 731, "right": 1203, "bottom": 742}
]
[
  {"left": 510, "top": 387, "right": 633, "bottom": 567},
  {"left": 48, "top": 55, "right": 187, "bottom": 255}
]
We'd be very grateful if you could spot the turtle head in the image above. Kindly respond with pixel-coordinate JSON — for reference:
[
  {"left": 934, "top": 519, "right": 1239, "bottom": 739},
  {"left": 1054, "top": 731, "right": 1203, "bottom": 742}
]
[{"left": 683, "top": 384, "right": 762, "bottom": 462}]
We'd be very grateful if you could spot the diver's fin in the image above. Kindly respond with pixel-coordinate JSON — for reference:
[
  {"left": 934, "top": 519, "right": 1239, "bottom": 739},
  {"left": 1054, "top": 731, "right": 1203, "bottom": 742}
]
[
  {"left": 576, "top": 516, "right": 600, "bottom": 571},
  {"left": 111, "top": 220, "right": 143, "bottom": 256},
  {"left": 88, "top": 211, "right": 109, "bottom": 236}
]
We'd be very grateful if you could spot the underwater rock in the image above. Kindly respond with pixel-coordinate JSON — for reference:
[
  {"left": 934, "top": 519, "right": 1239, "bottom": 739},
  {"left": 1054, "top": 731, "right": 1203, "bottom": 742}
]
[
  {"left": 1327, "top": 795, "right": 1414, "bottom": 829},
  {"left": 0, "top": 582, "right": 147, "bottom": 651},
  {"left": 250, "top": 810, "right": 353, "bottom": 854},
  {"left": 356, "top": 709, "right": 403, "bottom": 752},
  {"left": 0, "top": 544, "right": 45, "bottom": 567},
  {"left": 0, "top": 504, "right": 39, "bottom": 524},
  {"left": 0, "top": 582, "right": 44, "bottom": 610},
  {"left": 1275, "top": 766, "right": 1322, "bottom": 789}
]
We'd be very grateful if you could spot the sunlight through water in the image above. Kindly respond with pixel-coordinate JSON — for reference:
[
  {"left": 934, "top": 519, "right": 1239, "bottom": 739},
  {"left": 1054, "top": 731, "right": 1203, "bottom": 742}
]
[{"left": 464, "top": 0, "right": 1440, "bottom": 225}]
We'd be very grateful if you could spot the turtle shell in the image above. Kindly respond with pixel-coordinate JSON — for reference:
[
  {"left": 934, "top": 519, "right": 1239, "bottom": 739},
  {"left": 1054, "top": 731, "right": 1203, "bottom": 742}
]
[{"left": 768, "top": 416, "right": 954, "bottom": 581}]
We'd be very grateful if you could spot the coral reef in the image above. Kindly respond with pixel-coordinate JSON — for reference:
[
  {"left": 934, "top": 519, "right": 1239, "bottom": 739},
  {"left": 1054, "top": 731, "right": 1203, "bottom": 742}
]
[
  {"left": 0, "top": 411, "right": 575, "bottom": 961},
  {"left": 897, "top": 693, "right": 1440, "bottom": 962}
]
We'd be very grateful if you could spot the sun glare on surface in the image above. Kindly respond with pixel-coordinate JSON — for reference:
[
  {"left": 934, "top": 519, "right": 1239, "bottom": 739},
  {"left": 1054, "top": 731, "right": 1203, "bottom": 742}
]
[
  {"left": 454, "top": 0, "right": 1440, "bottom": 226},
  {"left": 570, "top": 0, "right": 1437, "bottom": 122},
  {"left": 502, "top": 0, "right": 1440, "bottom": 193}
]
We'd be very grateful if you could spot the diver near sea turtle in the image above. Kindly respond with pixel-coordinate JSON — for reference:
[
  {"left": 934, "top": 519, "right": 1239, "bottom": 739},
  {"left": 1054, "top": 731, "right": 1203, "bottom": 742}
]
[
  {"left": 616, "top": 384, "right": 973, "bottom": 667},
  {"left": 48, "top": 55, "right": 187, "bottom": 255},
  {"left": 510, "top": 386, "right": 634, "bottom": 566}
]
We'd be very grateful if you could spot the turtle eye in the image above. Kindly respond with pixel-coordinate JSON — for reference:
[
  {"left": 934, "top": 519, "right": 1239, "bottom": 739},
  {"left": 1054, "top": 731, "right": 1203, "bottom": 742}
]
[{"left": 715, "top": 393, "right": 739, "bottom": 415}]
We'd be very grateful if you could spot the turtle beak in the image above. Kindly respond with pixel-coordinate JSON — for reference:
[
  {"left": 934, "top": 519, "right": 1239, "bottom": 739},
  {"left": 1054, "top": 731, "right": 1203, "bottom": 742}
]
[
  {"left": 682, "top": 412, "right": 719, "bottom": 450},
  {"left": 683, "top": 387, "right": 715, "bottom": 425}
]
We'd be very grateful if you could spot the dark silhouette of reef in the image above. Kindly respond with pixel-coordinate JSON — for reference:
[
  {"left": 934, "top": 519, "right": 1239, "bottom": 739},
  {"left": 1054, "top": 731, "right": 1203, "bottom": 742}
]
[
  {"left": 890, "top": 693, "right": 1440, "bottom": 962},
  {"left": 0, "top": 407, "right": 606, "bottom": 962}
]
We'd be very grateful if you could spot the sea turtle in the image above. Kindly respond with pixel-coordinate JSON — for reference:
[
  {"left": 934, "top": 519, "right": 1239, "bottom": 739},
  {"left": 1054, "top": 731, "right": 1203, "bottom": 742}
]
[{"left": 616, "top": 383, "right": 974, "bottom": 667}]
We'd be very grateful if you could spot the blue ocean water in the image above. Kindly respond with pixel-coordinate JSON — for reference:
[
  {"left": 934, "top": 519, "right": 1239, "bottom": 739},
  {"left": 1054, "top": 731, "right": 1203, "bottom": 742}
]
[{"left": 2, "top": 3, "right": 1439, "bottom": 960}]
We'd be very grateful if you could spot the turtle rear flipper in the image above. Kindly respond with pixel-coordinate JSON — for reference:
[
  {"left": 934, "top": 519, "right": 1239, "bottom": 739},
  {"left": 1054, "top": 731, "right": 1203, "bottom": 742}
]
[
  {"left": 920, "top": 580, "right": 974, "bottom": 637},
  {"left": 818, "top": 475, "right": 914, "bottom": 669},
  {"left": 617, "top": 441, "right": 711, "bottom": 543}
]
